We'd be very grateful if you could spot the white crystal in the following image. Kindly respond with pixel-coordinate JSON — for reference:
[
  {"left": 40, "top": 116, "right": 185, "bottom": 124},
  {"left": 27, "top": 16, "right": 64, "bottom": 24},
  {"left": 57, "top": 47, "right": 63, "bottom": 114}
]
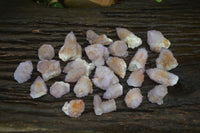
[
  {"left": 30, "top": 76, "right": 47, "bottom": 99},
  {"left": 103, "top": 83, "right": 123, "bottom": 99},
  {"left": 128, "top": 48, "right": 148, "bottom": 71},
  {"left": 116, "top": 27, "right": 142, "bottom": 49},
  {"left": 156, "top": 48, "right": 178, "bottom": 71},
  {"left": 50, "top": 81, "right": 70, "bottom": 98},
  {"left": 62, "top": 99, "right": 85, "bottom": 118},
  {"left": 147, "top": 30, "right": 171, "bottom": 52},
  {"left": 109, "top": 40, "right": 128, "bottom": 57},
  {"left": 38, "top": 44, "right": 55, "bottom": 60},
  {"left": 74, "top": 76, "right": 93, "bottom": 98},
  {"left": 127, "top": 68, "right": 144, "bottom": 87},
  {"left": 14, "top": 60, "right": 33, "bottom": 84},
  {"left": 124, "top": 88, "right": 143, "bottom": 109},
  {"left": 148, "top": 85, "right": 168, "bottom": 105},
  {"left": 92, "top": 66, "right": 119, "bottom": 90},
  {"left": 63, "top": 58, "right": 95, "bottom": 82},
  {"left": 37, "top": 60, "right": 61, "bottom": 81},
  {"left": 146, "top": 68, "right": 179, "bottom": 86}
]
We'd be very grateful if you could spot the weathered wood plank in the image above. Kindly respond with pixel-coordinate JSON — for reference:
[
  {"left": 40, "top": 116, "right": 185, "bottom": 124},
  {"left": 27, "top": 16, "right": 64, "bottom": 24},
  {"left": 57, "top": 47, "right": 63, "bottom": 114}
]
[{"left": 0, "top": 0, "right": 200, "bottom": 132}]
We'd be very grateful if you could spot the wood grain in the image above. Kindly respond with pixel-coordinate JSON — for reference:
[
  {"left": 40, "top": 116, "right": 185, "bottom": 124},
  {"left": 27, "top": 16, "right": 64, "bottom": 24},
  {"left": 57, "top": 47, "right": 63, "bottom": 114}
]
[{"left": 0, "top": 0, "right": 200, "bottom": 132}]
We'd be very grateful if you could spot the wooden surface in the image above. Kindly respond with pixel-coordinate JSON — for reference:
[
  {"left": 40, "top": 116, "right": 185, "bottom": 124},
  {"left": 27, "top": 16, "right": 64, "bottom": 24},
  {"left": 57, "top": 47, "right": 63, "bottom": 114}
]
[{"left": 0, "top": 0, "right": 200, "bottom": 132}]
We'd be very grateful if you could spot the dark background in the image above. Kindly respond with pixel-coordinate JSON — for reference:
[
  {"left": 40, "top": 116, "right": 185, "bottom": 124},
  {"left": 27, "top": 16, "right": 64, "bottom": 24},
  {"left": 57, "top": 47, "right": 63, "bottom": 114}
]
[{"left": 0, "top": 0, "right": 200, "bottom": 132}]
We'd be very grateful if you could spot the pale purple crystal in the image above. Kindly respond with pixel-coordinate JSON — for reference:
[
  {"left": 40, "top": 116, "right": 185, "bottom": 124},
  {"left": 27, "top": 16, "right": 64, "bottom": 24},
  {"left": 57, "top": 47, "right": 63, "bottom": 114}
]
[
  {"left": 30, "top": 76, "right": 47, "bottom": 99},
  {"left": 148, "top": 85, "right": 168, "bottom": 105},
  {"left": 103, "top": 83, "right": 123, "bottom": 99},
  {"left": 92, "top": 66, "right": 119, "bottom": 90},
  {"left": 38, "top": 44, "right": 55, "bottom": 60},
  {"left": 146, "top": 68, "right": 179, "bottom": 86},
  {"left": 14, "top": 60, "right": 33, "bottom": 84},
  {"left": 85, "top": 44, "right": 109, "bottom": 66},
  {"left": 37, "top": 60, "right": 61, "bottom": 81},
  {"left": 147, "top": 30, "right": 171, "bottom": 52},
  {"left": 124, "top": 88, "right": 143, "bottom": 109},
  {"left": 50, "top": 81, "right": 70, "bottom": 98}
]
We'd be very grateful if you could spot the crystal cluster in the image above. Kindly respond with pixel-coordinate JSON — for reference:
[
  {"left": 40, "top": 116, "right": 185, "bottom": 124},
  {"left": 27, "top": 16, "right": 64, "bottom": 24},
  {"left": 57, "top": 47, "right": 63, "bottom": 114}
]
[{"left": 14, "top": 29, "right": 179, "bottom": 118}]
